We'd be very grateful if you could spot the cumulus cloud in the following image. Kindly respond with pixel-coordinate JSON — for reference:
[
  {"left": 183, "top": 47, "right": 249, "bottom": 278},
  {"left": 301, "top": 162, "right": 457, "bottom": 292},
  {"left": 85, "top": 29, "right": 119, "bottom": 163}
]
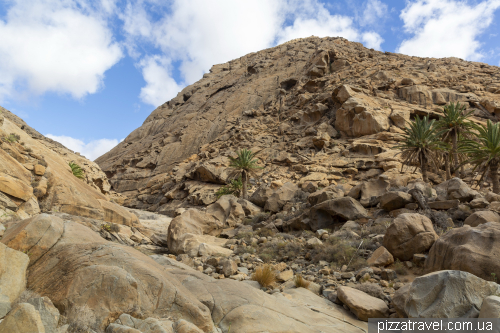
[
  {"left": 398, "top": 0, "right": 500, "bottom": 60},
  {"left": 122, "top": 0, "right": 384, "bottom": 106},
  {"left": 360, "top": 0, "right": 389, "bottom": 27},
  {"left": 138, "top": 55, "right": 184, "bottom": 107},
  {"left": 0, "top": 0, "right": 123, "bottom": 101},
  {"left": 45, "top": 134, "right": 119, "bottom": 161}
]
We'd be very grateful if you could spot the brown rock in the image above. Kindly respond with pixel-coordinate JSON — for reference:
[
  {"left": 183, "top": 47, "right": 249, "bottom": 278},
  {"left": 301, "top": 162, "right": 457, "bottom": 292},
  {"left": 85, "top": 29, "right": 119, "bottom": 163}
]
[
  {"left": 309, "top": 197, "right": 368, "bottom": 231},
  {"left": 25, "top": 219, "right": 215, "bottom": 332},
  {"left": 0, "top": 242, "right": 30, "bottom": 317},
  {"left": 464, "top": 210, "right": 500, "bottom": 227},
  {"left": 0, "top": 175, "right": 32, "bottom": 201},
  {"left": 337, "top": 286, "right": 390, "bottom": 321},
  {"left": 383, "top": 213, "right": 438, "bottom": 261},
  {"left": 366, "top": 246, "right": 394, "bottom": 267},
  {"left": 34, "top": 164, "right": 46, "bottom": 176},
  {"left": 379, "top": 191, "right": 413, "bottom": 211},
  {"left": 98, "top": 199, "right": 141, "bottom": 227},
  {"left": 428, "top": 200, "right": 459, "bottom": 210},
  {"left": 0, "top": 303, "right": 45, "bottom": 333},
  {"left": 424, "top": 223, "right": 500, "bottom": 280},
  {"left": 1, "top": 214, "right": 64, "bottom": 266}
]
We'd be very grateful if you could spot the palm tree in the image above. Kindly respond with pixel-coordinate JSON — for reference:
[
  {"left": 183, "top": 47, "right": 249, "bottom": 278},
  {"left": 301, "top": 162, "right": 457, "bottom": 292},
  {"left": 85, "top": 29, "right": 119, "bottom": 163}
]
[
  {"left": 396, "top": 115, "right": 446, "bottom": 182},
  {"left": 461, "top": 120, "right": 500, "bottom": 193},
  {"left": 435, "top": 102, "right": 475, "bottom": 179},
  {"left": 228, "top": 149, "right": 263, "bottom": 199}
]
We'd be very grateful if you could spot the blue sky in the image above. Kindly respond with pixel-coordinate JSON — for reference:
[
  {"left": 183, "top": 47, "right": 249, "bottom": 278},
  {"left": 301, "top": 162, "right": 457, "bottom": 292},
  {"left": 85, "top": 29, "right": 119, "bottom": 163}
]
[{"left": 0, "top": 0, "right": 499, "bottom": 160}]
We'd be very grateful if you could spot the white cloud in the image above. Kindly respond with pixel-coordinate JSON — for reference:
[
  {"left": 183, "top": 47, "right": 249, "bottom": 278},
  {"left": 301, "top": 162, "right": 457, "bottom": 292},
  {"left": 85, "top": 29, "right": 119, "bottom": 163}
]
[
  {"left": 0, "top": 0, "right": 123, "bottom": 101},
  {"left": 360, "top": 0, "right": 389, "bottom": 27},
  {"left": 362, "top": 31, "right": 385, "bottom": 50},
  {"left": 398, "top": 0, "right": 500, "bottom": 60},
  {"left": 138, "top": 55, "right": 184, "bottom": 107},
  {"left": 122, "top": 0, "right": 384, "bottom": 106},
  {"left": 46, "top": 134, "right": 119, "bottom": 161}
]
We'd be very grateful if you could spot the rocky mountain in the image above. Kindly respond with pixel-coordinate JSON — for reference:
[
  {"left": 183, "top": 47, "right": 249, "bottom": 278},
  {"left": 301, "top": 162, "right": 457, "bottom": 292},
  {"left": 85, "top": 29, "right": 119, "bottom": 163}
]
[
  {"left": 96, "top": 36, "right": 500, "bottom": 216},
  {"left": 2, "top": 36, "right": 500, "bottom": 333}
]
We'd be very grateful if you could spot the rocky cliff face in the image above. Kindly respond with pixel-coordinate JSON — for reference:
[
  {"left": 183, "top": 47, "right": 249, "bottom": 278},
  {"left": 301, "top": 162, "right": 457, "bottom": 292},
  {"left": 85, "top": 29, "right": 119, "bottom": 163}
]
[
  {"left": 96, "top": 36, "right": 500, "bottom": 214},
  {"left": 0, "top": 106, "right": 127, "bottom": 222}
]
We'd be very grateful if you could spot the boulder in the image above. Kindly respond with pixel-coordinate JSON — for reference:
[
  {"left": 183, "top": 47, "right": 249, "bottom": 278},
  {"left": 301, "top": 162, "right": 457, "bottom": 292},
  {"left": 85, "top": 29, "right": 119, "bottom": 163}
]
[
  {"left": 264, "top": 182, "right": 300, "bottom": 213},
  {"left": 0, "top": 242, "right": 30, "bottom": 317},
  {"left": 309, "top": 197, "right": 368, "bottom": 231},
  {"left": 405, "top": 270, "right": 500, "bottom": 318},
  {"left": 479, "top": 296, "right": 500, "bottom": 318},
  {"left": 167, "top": 208, "right": 224, "bottom": 255},
  {"left": 392, "top": 284, "right": 410, "bottom": 318},
  {"left": 435, "top": 177, "right": 476, "bottom": 202},
  {"left": 464, "top": 210, "right": 500, "bottom": 227},
  {"left": 359, "top": 178, "right": 390, "bottom": 207},
  {"left": 237, "top": 199, "right": 263, "bottom": 216},
  {"left": 1, "top": 214, "right": 64, "bottom": 265},
  {"left": 27, "top": 297, "right": 60, "bottom": 333},
  {"left": 9, "top": 218, "right": 215, "bottom": 332},
  {"left": 337, "top": 286, "right": 390, "bottom": 321},
  {"left": 308, "top": 186, "right": 344, "bottom": 206},
  {"left": 424, "top": 222, "right": 500, "bottom": 280},
  {"left": 249, "top": 185, "right": 274, "bottom": 207},
  {"left": 0, "top": 174, "right": 32, "bottom": 201},
  {"left": 0, "top": 303, "right": 45, "bottom": 332},
  {"left": 379, "top": 191, "right": 413, "bottom": 211},
  {"left": 383, "top": 213, "right": 438, "bottom": 261},
  {"left": 428, "top": 200, "right": 459, "bottom": 210},
  {"left": 366, "top": 246, "right": 394, "bottom": 267},
  {"left": 206, "top": 195, "right": 245, "bottom": 227}
]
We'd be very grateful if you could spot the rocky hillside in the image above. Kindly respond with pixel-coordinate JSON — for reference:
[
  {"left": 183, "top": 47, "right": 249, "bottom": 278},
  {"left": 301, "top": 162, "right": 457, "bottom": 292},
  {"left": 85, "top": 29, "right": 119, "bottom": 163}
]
[
  {"left": 0, "top": 106, "right": 132, "bottom": 223},
  {"left": 96, "top": 36, "right": 500, "bottom": 216}
]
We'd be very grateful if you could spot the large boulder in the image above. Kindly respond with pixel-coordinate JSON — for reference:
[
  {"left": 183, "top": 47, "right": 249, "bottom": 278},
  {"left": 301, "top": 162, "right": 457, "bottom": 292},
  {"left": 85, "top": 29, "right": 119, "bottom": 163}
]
[
  {"left": 379, "top": 191, "right": 413, "bottom": 211},
  {"left": 479, "top": 296, "right": 500, "bottom": 318},
  {"left": 249, "top": 185, "right": 274, "bottom": 207},
  {"left": 309, "top": 197, "right": 368, "bottom": 231},
  {"left": 405, "top": 270, "right": 500, "bottom": 318},
  {"left": 206, "top": 195, "right": 245, "bottom": 227},
  {"left": 335, "top": 96, "right": 391, "bottom": 137},
  {"left": 0, "top": 174, "right": 33, "bottom": 201},
  {"left": 366, "top": 246, "right": 394, "bottom": 267},
  {"left": 308, "top": 186, "right": 344, "bottom": 206},
  {"left": 27, "top": 297, "right": 60, "bottom": 333},
  {"left": 264, "top": 182, "right": 299, "bottom": 213},
  {"left": 359, "top": 178, "right": 390, "bottom": 207},
  {"left": 167, "top": 208, "right": 224, "bottom": 255},
  {"left": 6, "top": 217, "right": 215, "bottom": 332},
  {"left": 153, "top": 255, "right": 367, "bottom": 332},
  {"left": 0, "top": 242, "right": 30, "bottom": 317},
  {"left": 0, "top": 303, "right": 45, "bottom": 332},
  {"left": 336, "top": 286, "right": 390, "bottom": 321},
  {"left": 383, "top": 213, "right": 438, "bottom": 261},
  {"left": 392, "top": 284, "right": 411, "bottom": 318},
  {"left": 1, "top": 214, "right": 64, "bottom": 265},
  {"left": 435, "top": 177, "right": 476, "bottom": 202},
  {"left": 424, "top": 222, "right": 500, "bottom": 280},
  {"left": 464, "top": 210, "right": 500, "bottom": 227}
]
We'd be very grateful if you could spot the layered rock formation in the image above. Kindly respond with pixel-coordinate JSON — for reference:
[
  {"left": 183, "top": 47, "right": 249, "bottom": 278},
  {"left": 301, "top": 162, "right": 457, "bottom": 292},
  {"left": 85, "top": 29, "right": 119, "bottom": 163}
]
[{"left": 95, "top": 36, "right": 500, "bottom": 215}]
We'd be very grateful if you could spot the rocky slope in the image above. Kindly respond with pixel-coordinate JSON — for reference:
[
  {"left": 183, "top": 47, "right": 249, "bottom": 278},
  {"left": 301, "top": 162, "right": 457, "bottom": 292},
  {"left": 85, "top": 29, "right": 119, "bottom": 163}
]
[
  {"left": 96, "top": 36, "right": 500, "bottom": 215},
  {"left": 0, "top": 106, "right": 130, "bottom": 224}
]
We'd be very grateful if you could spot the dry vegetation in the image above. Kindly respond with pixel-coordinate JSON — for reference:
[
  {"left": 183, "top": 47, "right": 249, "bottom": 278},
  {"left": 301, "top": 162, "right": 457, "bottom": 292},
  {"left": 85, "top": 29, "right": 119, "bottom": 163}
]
[{"left": 251, "top": 264, "right": 277, "bottom": 288}]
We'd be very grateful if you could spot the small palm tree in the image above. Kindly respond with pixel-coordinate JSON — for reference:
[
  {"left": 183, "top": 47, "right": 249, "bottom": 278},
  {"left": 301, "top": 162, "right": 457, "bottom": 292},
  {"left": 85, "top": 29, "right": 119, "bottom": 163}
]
[
  {"left": 69, "top": 162, "right": 85, "bottom": 179},
  {"left": 396, "top": 115, "right": 446, "bottom": 182},
  {"left": 461, "top": 120, "right": 500, "bottom": 193},
  {"left": 435, "top": 102, "right": 475, "bottom": 179},
  {"left": 228, "top": 149, "right": 263, "bottom": 200}
]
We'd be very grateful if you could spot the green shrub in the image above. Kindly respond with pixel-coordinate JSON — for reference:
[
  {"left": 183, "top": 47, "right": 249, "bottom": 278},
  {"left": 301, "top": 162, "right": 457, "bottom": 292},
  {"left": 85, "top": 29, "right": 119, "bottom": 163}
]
[
  {"left": 215, "top": 176, "right": 243, "bottom": 199},
  {"left": 69, "top": 162, "right": 84, "bottom": 179},
  {"left": 3, "top": 133, "right": 20, "bottom": 143}
]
